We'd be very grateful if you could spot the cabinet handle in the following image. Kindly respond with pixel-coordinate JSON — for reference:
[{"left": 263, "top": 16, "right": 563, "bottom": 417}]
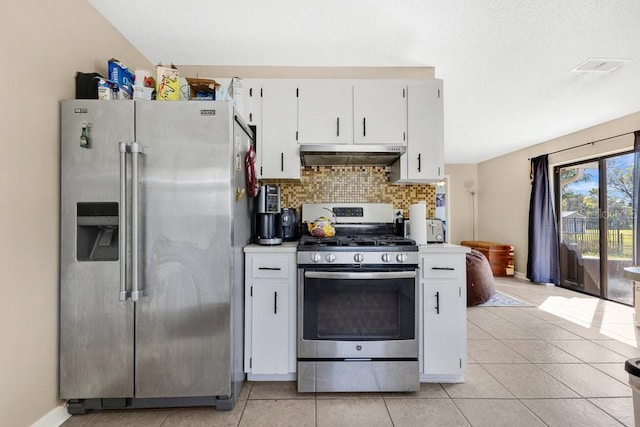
[
  {"left": 249, "top": 112, "right": 253, "bottom": 122},
  {"left": 432, "top": 267, "right": 455, "bottom": 271},
  {"left": 281, "top": 152, "right": 284, "bottom": 172},
  {"left": 363, "top": 117, "right": 366, "bottom": 137},
  {"left": 435, "top": 291, "right": 440, "bottom": 314},
  {"left": 258, "top": 267, "right": 282, "bottom": 271},
  {"left": 417, "top": 153, "right": 421, "bottom": 172},
  {"left": 337, "top": 117, "right": 340, "bottom": 137},
  {"left": 274, "top": 291, "right": 278, "bottom": 314}
]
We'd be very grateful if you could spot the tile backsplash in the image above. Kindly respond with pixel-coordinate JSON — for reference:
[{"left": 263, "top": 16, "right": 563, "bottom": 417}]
[{"left": 260, "top": 166, "right": 435, "bottom": 217}]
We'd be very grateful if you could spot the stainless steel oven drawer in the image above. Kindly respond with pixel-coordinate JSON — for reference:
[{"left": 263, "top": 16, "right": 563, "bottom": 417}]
[{"left": 297, "top": 360, "right": 419, "bottom": 392}]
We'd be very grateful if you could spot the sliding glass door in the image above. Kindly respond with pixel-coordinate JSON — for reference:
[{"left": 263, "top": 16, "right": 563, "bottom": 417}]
[
  {"left": 604, "top": 154, "right": 635, "bottom": 304},
  {"left": 555, "top": 152, "right": 634, "bottom": 305}
]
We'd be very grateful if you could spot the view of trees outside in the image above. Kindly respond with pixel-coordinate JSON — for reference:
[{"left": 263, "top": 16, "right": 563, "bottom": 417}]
[
  {"left": 558, "top": 152, "right": 634, "bottom": 305},
  {"left": 560, "top": 155, "right": 634, "bottom": 259}
]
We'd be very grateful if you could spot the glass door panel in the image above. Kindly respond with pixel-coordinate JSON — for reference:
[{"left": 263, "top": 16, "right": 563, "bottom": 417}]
[
  {"left": 604, "top": 154, "right": 634, "bottom": 305},
  {"left": 558, "top": 161, "right": 601, "bottom": 297}
]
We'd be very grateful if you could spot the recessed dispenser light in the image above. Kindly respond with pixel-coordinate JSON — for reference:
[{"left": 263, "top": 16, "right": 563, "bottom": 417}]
[{"left": 570, "top": 58, "right": 629, "bottom": 73}]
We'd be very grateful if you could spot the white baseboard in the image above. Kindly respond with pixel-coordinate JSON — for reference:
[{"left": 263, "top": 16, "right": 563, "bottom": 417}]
[{"left": 31, "top": 404, "right": 70, "bottom": 427}]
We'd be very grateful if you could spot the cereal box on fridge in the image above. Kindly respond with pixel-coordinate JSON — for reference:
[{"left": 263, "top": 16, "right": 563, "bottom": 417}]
[{"left": 156, "top": 64, "right": 180, "bottom": 101}]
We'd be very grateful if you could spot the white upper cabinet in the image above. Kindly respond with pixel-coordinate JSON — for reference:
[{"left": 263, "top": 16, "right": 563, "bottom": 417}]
[
  {"left": 244, "top": 80, "right": 262, "bottom": 128},
  {"left": 242, "top": 78, "right": 441, "bottom": 180},
  {"left": 297, "top": 80, "right": 352, "bottom": 145},
  {"left": 260, "top": 80, "right": 301, "bottom": 179},
  {"left": 389, "top": 80, "right": 444, "bottom": 183},
  {"left": 296, "top": 79, "right": 409, "bottom": 146},
  {"left": 353, "top": 81, "right": 407, "bottom": 145}
]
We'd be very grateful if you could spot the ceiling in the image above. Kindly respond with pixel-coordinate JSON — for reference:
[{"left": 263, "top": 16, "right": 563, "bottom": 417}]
[{"left": 89, "top": 0, "right": 640, "bottom": 163}]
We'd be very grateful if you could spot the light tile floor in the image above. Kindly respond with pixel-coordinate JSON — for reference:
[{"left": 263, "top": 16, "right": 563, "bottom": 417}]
[{"left": 62, "top": 277, "right": 639, "bottom": 426}]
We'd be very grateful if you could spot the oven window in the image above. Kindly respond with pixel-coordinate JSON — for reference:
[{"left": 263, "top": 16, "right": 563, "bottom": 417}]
[{"left": 303, "top": 275, "right": 415, "bottom": 341}]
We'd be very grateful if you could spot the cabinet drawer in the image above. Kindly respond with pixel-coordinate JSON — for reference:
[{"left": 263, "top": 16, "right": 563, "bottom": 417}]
[
  {"left": 252, "top": 256, "right": 290, "bottom": 279},
  {"left": 421, "top": 255, "right": 464, "bottom": 279}
]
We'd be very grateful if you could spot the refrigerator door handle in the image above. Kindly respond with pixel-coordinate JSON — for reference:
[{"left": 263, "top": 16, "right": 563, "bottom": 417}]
[
  {"left": 130, "top": 142, "right": 145, "bottom": 302},
  {"left": 118, "top": 142, "right": 130, "bottom": 301}
]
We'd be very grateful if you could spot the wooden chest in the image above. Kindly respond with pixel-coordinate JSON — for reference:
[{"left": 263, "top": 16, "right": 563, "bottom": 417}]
[{"left": 460, "top": 240, "right": 514, "bottom": 277}]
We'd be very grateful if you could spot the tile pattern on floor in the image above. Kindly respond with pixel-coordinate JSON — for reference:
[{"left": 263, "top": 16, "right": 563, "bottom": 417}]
[{"left": 62, "top": 277, "right": 638, "bottom": 426}]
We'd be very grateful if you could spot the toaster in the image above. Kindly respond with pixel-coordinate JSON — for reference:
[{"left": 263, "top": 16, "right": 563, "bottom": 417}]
[
  {"left": 404, "top": 218, "right": 445, "bottom": 243},
  {"left": 426, "top": 218, "right": 445, "bottom": 243}
]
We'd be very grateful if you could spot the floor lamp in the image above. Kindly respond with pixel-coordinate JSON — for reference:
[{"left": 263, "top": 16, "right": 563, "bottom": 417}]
[{"left": 463, "top": 180, "right": 476, "bottom": 240}]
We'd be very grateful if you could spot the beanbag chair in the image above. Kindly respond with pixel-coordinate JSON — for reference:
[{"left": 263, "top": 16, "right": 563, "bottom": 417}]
[{"left": 466, "top": 249, "right": 496, "bottom": 306}]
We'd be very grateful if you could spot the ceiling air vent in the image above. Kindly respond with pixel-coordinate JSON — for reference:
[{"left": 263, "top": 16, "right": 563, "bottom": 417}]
[{"left": 570, "top": 58, "right": 629, "bottom": 73}]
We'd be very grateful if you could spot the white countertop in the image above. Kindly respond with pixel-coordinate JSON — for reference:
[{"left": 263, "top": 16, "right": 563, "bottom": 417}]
[
  {"left": 418, "top": 243, "right": 471, "bottom": 254},
  {"left": 244, "top": 241, "right": 299, "bottom": 253}
]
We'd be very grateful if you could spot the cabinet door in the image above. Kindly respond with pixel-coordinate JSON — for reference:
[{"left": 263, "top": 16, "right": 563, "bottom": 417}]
[
  {"left": 423, "top": 280, "right": 464, "bottom": 376},
  {"left": 244, "top": 80, "right": 263, "bottom": 168},
  {"left": 297, "top": 80, "right": 352, "bottom": 144},
  {"left": 251, "top": 281, "right": 289, "bottom": 374},
  {"left": 261, "top": 80, "right": 300, "bottom": 179},
  {"left": 353, "top": 81, "right": 407, "bottom": 144},
  {"left": 406, "top": 81, "right": 443, "bottom": 180},
  {"left": 244, "top": 79, "right": 263, "bottom": 128}
]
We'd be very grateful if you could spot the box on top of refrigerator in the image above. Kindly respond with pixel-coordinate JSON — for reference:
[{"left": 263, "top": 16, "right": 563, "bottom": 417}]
[
  {"left": 156, "top": 64, "right": 180, "bottom": 101},
  {"left": 108, "top": 58, "right": 135, "bottom": 88},
  {"left": 185, "top": 77, "right": 220, "bottom": 100}
]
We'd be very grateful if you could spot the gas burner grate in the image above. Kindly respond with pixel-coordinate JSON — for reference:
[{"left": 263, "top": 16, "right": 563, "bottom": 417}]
[{"left": 300, "top": 235, "right": 416, "bottom": 248}]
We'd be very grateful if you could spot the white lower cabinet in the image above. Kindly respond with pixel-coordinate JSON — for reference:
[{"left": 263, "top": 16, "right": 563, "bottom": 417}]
[
  {"left": 250, "top": 281, "right": 289, "bottom": 374},
  {"left": 419, "top": 250, "right": 467, "bottom": 382},
  {"left": 244, "top": 246, "right": 297, "bottom": 380}
]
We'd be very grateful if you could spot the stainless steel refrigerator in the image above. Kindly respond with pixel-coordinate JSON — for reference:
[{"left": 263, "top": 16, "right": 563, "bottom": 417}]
[{"left": 59, "top": 100, "right": 253, "bottom": 413}]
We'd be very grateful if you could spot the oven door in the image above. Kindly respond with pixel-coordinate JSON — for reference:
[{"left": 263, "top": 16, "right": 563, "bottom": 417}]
[{"left": 297, "top": 267, "right": 418, "bottom": 359}]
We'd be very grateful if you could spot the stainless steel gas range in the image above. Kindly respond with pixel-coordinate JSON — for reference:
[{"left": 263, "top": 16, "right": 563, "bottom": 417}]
[{"left": 297, "top": 203, "right": 420, "bottom": 392}]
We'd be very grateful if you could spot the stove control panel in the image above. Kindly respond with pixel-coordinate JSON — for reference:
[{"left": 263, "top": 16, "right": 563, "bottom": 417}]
[{"left": 298, "top": 251, "right": 418, "bottom": 265}]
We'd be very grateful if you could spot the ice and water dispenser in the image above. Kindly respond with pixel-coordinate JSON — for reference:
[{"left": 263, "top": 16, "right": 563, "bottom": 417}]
[{"left": 76, "top": 202, "right": 119, "bottom": 261}]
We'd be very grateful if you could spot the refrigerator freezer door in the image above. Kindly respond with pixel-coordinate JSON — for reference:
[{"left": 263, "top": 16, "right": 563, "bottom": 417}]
[
  {"left": 134, "top": 101, "right": 236, "bottom": 398},
  {"left": 59, "top": 100, "right": 135, "bottom": 398}
]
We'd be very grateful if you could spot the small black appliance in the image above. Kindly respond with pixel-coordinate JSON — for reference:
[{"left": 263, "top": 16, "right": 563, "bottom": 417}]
[{"left": 279, "top": 208, "right": 299, "bottom": 241}]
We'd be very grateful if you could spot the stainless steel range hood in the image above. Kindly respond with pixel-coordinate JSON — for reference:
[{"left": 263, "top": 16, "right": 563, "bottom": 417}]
[{"left": 300, "top": 144, "right": 406, "bottom": 166}]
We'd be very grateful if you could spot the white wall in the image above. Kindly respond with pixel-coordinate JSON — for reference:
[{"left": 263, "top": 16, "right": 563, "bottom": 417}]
[
  {"left": 0, "top": 1, "right": 152, "bottom": 425},
  {"left": 478, "top": 112, "right": 640, "bottom": 278},
  {"left": 443, "top": 164, "right": 478, "bottom": 244}
]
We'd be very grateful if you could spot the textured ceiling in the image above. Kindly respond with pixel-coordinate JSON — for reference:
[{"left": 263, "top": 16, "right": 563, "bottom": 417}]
[{"left": 89, "top": 0, "right": 640, "bottom": 163}]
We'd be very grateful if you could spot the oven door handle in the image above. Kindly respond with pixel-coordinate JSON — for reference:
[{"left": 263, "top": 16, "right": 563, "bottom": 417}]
[{"left": 304, "top": 271, "right": 416, "bottom": 280}]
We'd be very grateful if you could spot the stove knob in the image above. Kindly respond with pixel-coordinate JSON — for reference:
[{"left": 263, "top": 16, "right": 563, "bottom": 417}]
[
  {"left": 326, "top": 254, "right": 336, "bottom": 263},
  {"left": 396, "top": 253, "right": 407, "bottom": 263},
  {"left": 381, "top": 253, "right": 392, "bottom": 263},
  {"left": 354, "top": 253, "right": 365, "bottom": 263},
  {"left": 311, "top": 253, "right": 322, "bottom": 263}
]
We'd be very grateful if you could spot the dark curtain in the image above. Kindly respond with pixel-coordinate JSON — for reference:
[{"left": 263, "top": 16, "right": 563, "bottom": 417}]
[
  {"left": 527, "top": 155, "right": 560, "bottom": 284},
  {"left": 633, "top": 131, "right": 640, "bottom": 264}
]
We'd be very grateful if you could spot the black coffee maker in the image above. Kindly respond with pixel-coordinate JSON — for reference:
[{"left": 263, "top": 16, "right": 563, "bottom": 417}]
[
  {"left": 279, "top": 208, "right": 299, "bottom": 241},
  {"left": 255, "top": 185, "right": 283, "bottom": 245}
]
